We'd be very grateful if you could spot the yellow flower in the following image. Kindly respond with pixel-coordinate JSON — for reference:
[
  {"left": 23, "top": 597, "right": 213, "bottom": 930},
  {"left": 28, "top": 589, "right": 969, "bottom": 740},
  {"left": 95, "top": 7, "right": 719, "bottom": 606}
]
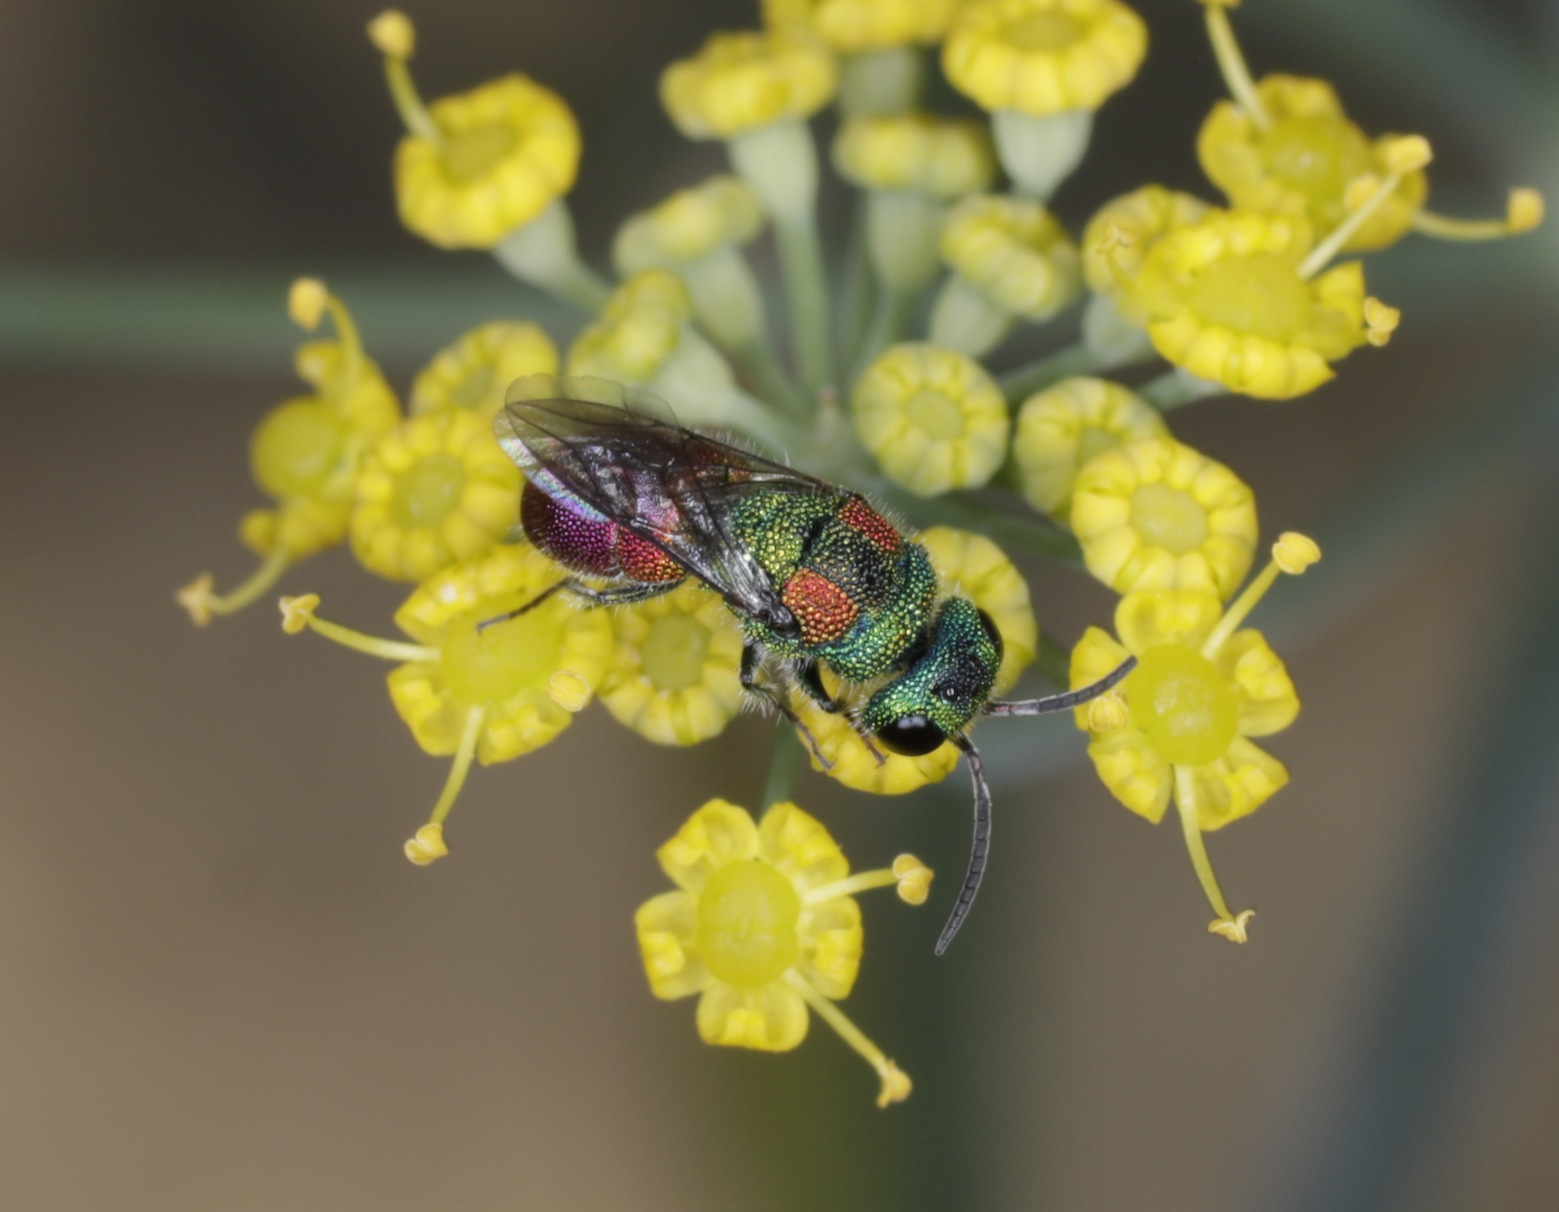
[
  {"left": 1070, "top": 532, "right": 1320, "bottom": 940},
  {"left": 813, "top": 0, "right": 960, "bottom": 53},
  {"left": 1070, "top": 435, "right": 1258, "bottom": 599},
  {"left": 1199, "top": 75, "right": 1427, "bottom": 253},
  {"left": 1081, "top": 185, "right": 1212, "bottom": 323},
  {"left": 796, "top": 674, "right": 963, "bottom": 795},
  {"left": 569, "top": 270, "right": 694, "bottom": 384},
  {"left": 350, "top": 408, "right": 521, "bottom": 582},
  {"left": 943, "top": 194, "right": 1082, "bottom": 319},
  {"left": 613, "top": 175, "right": 765, "bottom": 271},
  {"left": 660, "top": 30, "right": 837, "bottom": 141},
  {"left": 178, "top": 279, "right": 399, "bottom": 626},
  {"left": 636, "top": 798, "right": 925, "bottom": 1106},
  {"left": 852, "top": 342, "right": 1010, "bottom": 496},
  {"left": 1012, "top": 377, "right": 1167, "bottom": 521},
  {"left": 1122, "top": 209, "right": 1370, "bottom": 399},
  {"left": 833, "top": 112, "right": 996, "bottom": 199},
  {"left": 409, "top": 321, "right": 559, "bottom": 418},
  {"left": 942, "top": 0, "right": 1147, "bottom": 117},
  {"left": 277, "top": 543, "right": 613, "bottom": 861},
  {"left": 599, "top": 583, "right": 746, "bottom": 746},
  {"left": 392, "top": 73, "right": 580, "bottom": 250},
  {"left": 918, "top": 527, "right": 1037, "bottom": 695}
]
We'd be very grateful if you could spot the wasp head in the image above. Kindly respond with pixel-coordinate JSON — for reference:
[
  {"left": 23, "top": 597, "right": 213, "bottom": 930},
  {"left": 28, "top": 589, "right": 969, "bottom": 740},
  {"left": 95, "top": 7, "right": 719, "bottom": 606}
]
[{"left": 861, "top": 597, "right": 1003, "bottom": 755}]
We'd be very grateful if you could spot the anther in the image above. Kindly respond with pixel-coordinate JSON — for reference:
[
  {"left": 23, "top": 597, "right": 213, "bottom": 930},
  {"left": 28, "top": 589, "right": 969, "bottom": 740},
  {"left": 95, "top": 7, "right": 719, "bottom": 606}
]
[
  {"left": 1086, "top": 691, "right": 1130, "bottom": 733},
  {"left": 176, "top": 573, "right": 216, "bottom": 627},
  {"left": 1508, "top": 187, "right": 1545, "bottom": 234},
  {"left": 1208, "top": 908, "right": 1255, "bottom": 943},
  {"left": 1273, "top": 531, "right": 1321, "bottom": 575},
  {"left": 1382, "top": 134, "right": 1433, "bottom": 175},
  {"left": 287, "top": 278, "right": 327, "bottom": 331},
  {"left": 404, "top": 822, "right": 448, "bottom": 865},
  {"left": 278, "top": 593, "right": 321, "bottom": 634},
  {"left": 547, "top": 669, "right": 591, "bottom": 713},
  {"left": 891, "top": 854, "right": 933, "bottom": 905},
  {"left": 367, "top": 10, "right": 416, "bottom": 59},
  {"left": 1364, "top": 297, "right": 1400, "bottom": 348}
]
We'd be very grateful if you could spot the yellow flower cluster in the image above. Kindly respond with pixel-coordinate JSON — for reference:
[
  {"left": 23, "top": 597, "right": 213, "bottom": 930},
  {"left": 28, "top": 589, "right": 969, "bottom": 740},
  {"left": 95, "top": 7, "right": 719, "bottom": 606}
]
[{"left": 179, "top": 0, "right": 1541, "bottom": 1104}]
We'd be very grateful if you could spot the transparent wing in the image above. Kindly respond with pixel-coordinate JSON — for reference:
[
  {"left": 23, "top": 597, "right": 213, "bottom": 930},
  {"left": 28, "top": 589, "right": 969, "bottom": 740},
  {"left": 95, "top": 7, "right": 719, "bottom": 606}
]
[{"left": 495, "top": 375, "right": 843, "bottom": 629}]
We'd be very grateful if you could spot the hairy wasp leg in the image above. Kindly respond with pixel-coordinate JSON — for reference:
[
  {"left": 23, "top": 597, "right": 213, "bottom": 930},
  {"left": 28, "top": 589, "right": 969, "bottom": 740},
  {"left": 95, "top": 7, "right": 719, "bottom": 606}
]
[
  {"left": 477, "top": 577, "right": 683, "bottom": 633},
  {"left": 742, "top": 642, "right": 833, "bottom": 772},
  {"left": 982, "top": 654, "right": 1138, "bottom": 716},
  {"left": 795, "top": 661, "right": 888, "bottom": 766}
]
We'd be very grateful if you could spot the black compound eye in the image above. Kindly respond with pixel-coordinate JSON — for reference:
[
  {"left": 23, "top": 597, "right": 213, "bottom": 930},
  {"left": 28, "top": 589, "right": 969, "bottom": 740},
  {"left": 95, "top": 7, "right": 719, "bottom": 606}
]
[
  {"left": 976, "top": 608, "right": 1004, "bottom": 661},
  {"left": 875, "top": 714, "right": 947, "bottom": 756}
]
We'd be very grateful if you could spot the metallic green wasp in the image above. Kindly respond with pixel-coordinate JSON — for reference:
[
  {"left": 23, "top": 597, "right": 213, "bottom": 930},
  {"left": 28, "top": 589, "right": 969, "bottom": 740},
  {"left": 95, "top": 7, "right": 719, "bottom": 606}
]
[{"left": 490, "top": 376, "right": 1133, "bottom": 953}]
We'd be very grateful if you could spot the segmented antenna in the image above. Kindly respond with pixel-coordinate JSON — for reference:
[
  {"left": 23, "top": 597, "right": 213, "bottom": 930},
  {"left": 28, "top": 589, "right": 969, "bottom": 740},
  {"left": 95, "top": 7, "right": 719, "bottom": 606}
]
[
  {"left": 936, "top": 734, "right": 992, "bottom": 956},
  {"left": 982, "top": 655, "right": 1137, "bottom": 717}
]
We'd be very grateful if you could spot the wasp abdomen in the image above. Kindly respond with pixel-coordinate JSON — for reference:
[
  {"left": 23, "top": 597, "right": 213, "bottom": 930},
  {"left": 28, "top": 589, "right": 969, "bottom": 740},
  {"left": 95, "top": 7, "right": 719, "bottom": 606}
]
[{"left": 521, "top": 481, "right": 682, "bottom": 583}]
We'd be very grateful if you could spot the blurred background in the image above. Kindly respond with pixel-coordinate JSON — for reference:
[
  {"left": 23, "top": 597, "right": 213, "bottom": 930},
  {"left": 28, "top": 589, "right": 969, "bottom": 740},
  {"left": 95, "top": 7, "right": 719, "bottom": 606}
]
[{"left": 2, "top": 0, "right": 1557, "bottom": 1209}]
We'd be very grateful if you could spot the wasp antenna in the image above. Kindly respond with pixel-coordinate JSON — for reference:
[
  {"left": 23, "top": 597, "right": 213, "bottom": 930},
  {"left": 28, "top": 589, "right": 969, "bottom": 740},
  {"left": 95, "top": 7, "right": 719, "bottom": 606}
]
[
  {"left": 983, "top": 655, "right": 1137, "bottom": 717},
  {"left": 935, "top": 735, "right": 993, "bottom": 956}
]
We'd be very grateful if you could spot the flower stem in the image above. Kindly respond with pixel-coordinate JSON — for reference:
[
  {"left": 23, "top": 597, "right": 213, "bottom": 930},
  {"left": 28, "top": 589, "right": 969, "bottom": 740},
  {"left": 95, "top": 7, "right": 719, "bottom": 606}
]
[
  {"left": 775, "top": 215, "right": 833, "bottom": 400},
  {"left": 762, "top": 723, "right": 804, "bottom": 808},
  {"left": 1204, "top": 2, "right": 1270, "bottom": 129},
  {"left": 784, "top": 970, "right": 911, "bottom": 1107},
  {"left": 1141, "top": 368, "right": 1225, "bottom": 411},
  {"left": 733, "top": 339, "right": 810, "bottom": 419},
  {"left": 1174, "top": 766, "right": 1251, "bottom": 941},
  {"left": 999, "top": 341, "right": 1131, "bottom": 402},
  {"left": 429, "top": 706, "right": 485, "bottom": 829},
  {"left": 204, "top": 546, "right": 292, "bottom": 618},
  {"left": 304, "top": 614, "right": 440, "bottom": 663}
]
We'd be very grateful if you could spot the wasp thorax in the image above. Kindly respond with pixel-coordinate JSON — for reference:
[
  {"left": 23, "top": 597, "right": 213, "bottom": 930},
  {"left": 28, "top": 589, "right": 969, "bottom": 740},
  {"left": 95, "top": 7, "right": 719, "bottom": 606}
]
[
  {"left": 695, "top": 859, "right": 801, "bottom": 988},
  {"left": 1127, "top": 643, "right": 1239, "bottom": 765}
]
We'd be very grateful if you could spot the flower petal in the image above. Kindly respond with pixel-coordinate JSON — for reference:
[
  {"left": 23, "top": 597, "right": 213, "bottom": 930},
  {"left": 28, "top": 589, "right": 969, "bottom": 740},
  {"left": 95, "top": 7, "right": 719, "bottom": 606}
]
[
  {"left": 696, "top": 982, "right": 810, "bottom": 1051},
  {"left": 1184, "top": 737, "right": 1289, "bottom": 831},
  {"left": 656, "top": 798, "right": 760, "bottom": 891}
]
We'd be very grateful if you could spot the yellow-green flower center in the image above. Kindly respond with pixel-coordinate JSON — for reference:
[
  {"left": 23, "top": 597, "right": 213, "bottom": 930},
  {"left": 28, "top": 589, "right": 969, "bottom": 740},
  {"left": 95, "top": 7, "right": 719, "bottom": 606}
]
[
  {"left": 1128, "top": 643, "right": 1239, "bottom": 766},
  {"left": 696, "top": 859, "right": 802, "bottom": 989},
  {"left": 1005, "top": 12, "right": 1084, "bottom": 51},
  {"left": 640, "top": 613, "right": 712, "bottom": 692},
  {"left": 1186, "top": 254, "right": 1310, "bottom": 341},
  {"left": 251, "top": 401, "right": 346, "bottom": 497},
  {"left": 1258, "top": 115, "right": 1371, "bottom": 206},
  {"left": 1129, "top": 483, "right": 1209, "bottom": 554},
  {"left": 391, "top": 454, "right": 468, "bottom": 529},
  {"left": 450, "top": 365, "right": 496, "bottom": 408},
  {"left": 905, "top": 389, "right": 965, "bottom": 440},
  {"left": 441, "top": 122, "right": 519, "bottom": 183},
  {"left": 439, "top": 603, "right": 564, "bottom": 706}
]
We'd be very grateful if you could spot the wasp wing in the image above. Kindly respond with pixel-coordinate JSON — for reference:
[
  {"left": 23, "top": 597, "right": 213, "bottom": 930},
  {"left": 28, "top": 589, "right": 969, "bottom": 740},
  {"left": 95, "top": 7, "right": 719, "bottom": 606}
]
[{"left": 495, "top": 377, "right": 843, "bottom": 627}]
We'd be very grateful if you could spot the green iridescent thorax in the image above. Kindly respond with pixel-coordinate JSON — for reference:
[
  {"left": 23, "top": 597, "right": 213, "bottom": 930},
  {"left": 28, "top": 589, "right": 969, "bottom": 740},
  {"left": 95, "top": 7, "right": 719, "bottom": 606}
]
[
  {"left": 861, "top": 598, "right": 1001, "bottom": 736},
  {"left": 731, "top": 490, "right": 937, "bottom": 682}
]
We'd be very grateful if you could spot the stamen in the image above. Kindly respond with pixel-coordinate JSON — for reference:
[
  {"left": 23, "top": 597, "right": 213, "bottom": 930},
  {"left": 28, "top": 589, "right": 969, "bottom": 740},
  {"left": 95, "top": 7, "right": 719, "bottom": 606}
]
[
  {"left": 1174, "top": 767, "right": 1253, "bottom": 943},
  {"left": 801, "top": 854, "right": 933, "bottom": 907},
  {"left": 1086, "top": 691, "right": 1130, "bottom": 733},
  {"left": 405, "top": 705, "right": 486, "bottom": 865},
  {"left": 1363, "top": 297, "right": 1401, "bottom": 348},
  {"left": 1300, "top": 138, "right": 1433, "bottom": 279},
  {"left": 784, "top": 970, "right": 912, "bottom": 1107},
  {"left": 287, "top": 278, "right": 328, "bottom": 330},
  {"left": 1200, "top": 1, "right": 1270, "bottom": 131},
  {"left": 369, "top": 11, "right": 441, "bottom": 144},
  {"left": 176, "top": 545, "right": 292, "bottom": 626},
  {"left": 1412, "top": 187, "right": 1545, "bottom": 241},
  {"left": 1202, "top": 531, "right": 1321, "bottom": 657},
  {"left": 278, "top": 594, "right": 440, "bottom": 662}
]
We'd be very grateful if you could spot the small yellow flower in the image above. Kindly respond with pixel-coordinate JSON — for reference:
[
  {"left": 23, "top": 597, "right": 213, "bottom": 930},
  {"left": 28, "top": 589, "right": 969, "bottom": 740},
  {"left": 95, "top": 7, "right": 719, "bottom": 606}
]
[
  {"left": 1071, "top": 533, "right": 1319, "bottom": 940},
  {"left": 1070, "top": 435, "right": 1258, "bottom": 599},
  {"left": 812, "top": 0, "right": 960, "bottom": 53},
  {"left": 599, "top": 583, "right": 746, "bottom": 746},
  {"left": 569, "top": 270, "right": 693, "bottom": 385},
  {"left": 918, "top": 527, "right": 1037, "bottom": 695},
  {"left": 661, "top": 30, "right": 837, "bottom": 141},
  {"left": 1199, "top": 75, "right": 1428, "bottom": 253},
  {"left": 1081, "top": 185, "right": 1212, "bottom": 323},
  {"left": 277, "top": 544, "right": 613, "bottom": 858},
  {"left": 852, "top": 342, "right": 1010, "bottom": 496},
  {"left": 350, "top": 408, "right": 521, "bottom": 582},
  {"left": 178, "top": 280, "right": 400, "bottom": 626},
  {"left": 796, "top": 673, "right": 963, "bottom": 795},
  {"left": 942, "top": 0, "right": 1148, "bottom": 117},
  {"left": 1012, "top": 377, "right": 1168, "bottom": 521},
  {"left": 833, "top": 112, "right": 996, "bottom": 199},
  {"left": 636, "top": 798, "right": 924, "bottom": 1106},
  {"left": 409, "top": 321, "right": 559, "bottom": 418},
  {"left": 942, "top": 194, "right": 1083, "bottom": 319},
  {"left": 613, "top": 175, "right": 765, "bottom": 272},
  {"left": 391, "top": 73, "right": 580, "bottom": 250},
  {"left": 1122, "top": 209, "right": 1370, "bottom": 399}
]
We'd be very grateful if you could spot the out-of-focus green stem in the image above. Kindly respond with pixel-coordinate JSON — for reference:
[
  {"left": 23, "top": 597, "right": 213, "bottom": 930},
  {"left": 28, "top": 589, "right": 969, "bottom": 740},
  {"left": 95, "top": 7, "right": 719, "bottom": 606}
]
[
  {"left": 761, "top": 722, "right": 804, "bottom": 808},
  {"left": 775, "top": 216, "right": 833, "bottom": 400}
]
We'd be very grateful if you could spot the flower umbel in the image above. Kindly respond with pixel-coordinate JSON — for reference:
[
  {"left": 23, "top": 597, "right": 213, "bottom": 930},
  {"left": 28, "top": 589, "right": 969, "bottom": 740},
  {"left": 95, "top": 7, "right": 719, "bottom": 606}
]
[
  {"left": 1070, "top": 532, "right": 1320, "bottom": 940},
  {"left": 636, "top": 798, "right": 926, "bottom": 1106}
]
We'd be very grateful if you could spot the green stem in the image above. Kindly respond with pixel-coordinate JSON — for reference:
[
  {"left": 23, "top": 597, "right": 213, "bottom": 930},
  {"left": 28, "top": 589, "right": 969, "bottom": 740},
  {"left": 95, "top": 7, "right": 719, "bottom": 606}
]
[
  {"left": 733, "top": 339, "right": 810, "bottom": 419},
  {"left": 839, "top": 195, "right": 877, "bottom": 377},
  {"left": 1141, "top": 368, "right": 1226, "bottom": 411},
  {"left": 872, "top": 479, "right": 1084, "bottom": 563},
  {"left": 998, "top": 342, "right": 1137, "bottom": 402},
  {"left": 851, "top": 284, "right": 916, "bottom": 386},
  {"left": 761, "top": 723, "right": 805, "bottom": 808},
  {"left": 775, "top": 216, "right": 833, "bottom": 400}
]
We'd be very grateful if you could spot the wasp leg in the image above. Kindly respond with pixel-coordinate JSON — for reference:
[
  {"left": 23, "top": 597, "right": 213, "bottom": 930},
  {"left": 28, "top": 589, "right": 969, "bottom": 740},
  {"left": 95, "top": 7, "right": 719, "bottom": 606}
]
[
  {"left": 477, "top": 577, "right": 682, "bottom": 632},
  {"left": 742, "top": 643, "right": 833, "bottom": 772},
  {"left": 795, "top": 661, "right": 888, "bottom": 766}
]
